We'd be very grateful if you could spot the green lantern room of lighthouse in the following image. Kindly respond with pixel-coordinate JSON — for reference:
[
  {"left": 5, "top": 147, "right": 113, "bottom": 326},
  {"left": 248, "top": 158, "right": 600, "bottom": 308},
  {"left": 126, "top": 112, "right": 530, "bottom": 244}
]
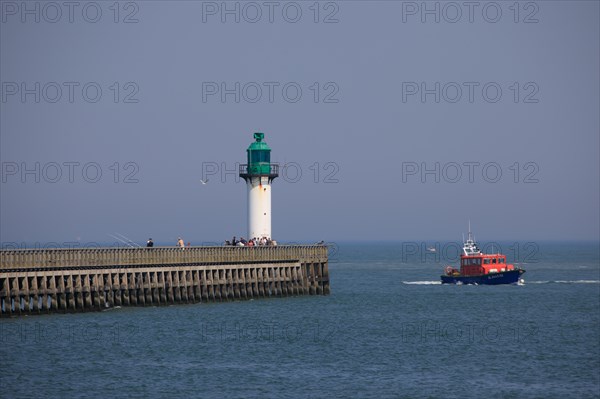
[{"left": 245, "top": 132, "right": 277, "bottom": 176}]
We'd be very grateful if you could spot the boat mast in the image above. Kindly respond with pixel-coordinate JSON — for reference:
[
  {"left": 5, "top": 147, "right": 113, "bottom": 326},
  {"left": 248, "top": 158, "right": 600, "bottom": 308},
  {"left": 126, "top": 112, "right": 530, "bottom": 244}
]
[{"left": 467, "top": 219, "right": 473, "bottom": 243}]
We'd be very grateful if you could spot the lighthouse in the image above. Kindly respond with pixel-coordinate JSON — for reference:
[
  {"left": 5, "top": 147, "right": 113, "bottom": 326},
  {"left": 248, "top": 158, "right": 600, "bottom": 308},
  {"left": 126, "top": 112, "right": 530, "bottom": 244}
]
[{"left": 239, "top": 133, "right": 279, "bottom": 240}]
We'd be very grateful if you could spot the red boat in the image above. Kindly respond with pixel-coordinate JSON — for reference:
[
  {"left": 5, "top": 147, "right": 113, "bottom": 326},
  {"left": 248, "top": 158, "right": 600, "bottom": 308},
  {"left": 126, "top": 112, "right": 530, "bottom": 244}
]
[{"left": 441, "top": 227, "right": 525, "bottom": 285}]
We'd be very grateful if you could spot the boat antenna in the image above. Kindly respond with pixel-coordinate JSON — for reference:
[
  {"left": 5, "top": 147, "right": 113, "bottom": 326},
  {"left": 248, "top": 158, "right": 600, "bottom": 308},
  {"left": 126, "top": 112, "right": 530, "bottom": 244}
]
[{"left": 468, "top": 220, "right": 472, "bottom": 242}]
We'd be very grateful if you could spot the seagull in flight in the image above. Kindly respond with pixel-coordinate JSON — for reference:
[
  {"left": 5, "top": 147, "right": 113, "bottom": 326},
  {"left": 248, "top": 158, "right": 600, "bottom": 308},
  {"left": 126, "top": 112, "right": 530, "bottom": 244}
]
[{"left": 200, "top": 178, "right": 209, "bottom": 185}]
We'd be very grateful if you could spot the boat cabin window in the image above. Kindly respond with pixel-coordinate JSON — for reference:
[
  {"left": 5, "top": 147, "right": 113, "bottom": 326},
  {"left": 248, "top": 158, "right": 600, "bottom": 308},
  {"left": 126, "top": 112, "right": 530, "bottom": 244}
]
[
  {"left": 492, "top": 258, "right": 497, "bottom": 264},
  {"left": 484, "top": 259, "right": 490, "bottom": 264}
]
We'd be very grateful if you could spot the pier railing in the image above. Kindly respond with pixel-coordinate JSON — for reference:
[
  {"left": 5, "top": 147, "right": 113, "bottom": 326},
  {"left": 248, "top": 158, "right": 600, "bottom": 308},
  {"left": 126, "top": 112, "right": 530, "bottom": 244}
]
[{"left": 0, "top": 245, "right": 328, "bottom": 271}]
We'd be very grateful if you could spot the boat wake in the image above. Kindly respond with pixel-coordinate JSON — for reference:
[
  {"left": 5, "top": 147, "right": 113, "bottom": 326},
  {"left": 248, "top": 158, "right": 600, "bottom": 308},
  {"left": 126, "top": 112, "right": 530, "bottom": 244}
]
[
  {"left": 403, "top": 280, "right": 599, "bottom": 286},
  {"left": 102, "top": 306, "right": 122, "bottom": 311},
  {"left": 525, "top": 280, "right": 600, "bottom": 284}
]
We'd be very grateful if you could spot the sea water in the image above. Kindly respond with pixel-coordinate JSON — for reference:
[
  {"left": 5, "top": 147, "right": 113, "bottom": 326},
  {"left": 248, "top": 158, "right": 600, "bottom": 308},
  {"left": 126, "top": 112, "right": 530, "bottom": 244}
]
[{"left": 1, "top": 242, "right": 598, "bottom": 398}]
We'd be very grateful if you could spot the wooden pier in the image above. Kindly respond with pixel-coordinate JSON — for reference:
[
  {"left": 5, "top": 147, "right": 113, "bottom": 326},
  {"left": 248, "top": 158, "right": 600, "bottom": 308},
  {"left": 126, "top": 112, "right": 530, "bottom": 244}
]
[{"left": 0, "top": 245, "right": 329, "bottom": 317}]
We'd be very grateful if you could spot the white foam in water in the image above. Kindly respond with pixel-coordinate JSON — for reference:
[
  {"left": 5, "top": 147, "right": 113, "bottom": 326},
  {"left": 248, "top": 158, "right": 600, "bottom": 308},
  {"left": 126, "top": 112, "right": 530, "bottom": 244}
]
[
  {"left": 102, "top": 306, "right": 122, "bottom": 311},
  {"left": 528, "top": 280, "right": 600, "bottom": 284},
  {"left": 402, "top": 280, "right": 599, "bottom": 285}
]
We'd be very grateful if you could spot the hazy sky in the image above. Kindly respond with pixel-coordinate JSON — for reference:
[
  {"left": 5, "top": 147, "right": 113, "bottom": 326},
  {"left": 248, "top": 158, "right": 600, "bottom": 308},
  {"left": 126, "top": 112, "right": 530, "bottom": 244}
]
[{"left": 1, "top": 1, "right": 598, "bottom": 245}]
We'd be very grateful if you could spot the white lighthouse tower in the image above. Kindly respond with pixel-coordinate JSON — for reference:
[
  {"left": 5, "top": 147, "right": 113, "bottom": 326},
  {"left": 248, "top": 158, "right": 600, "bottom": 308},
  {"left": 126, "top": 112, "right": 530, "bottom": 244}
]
[{"left": 239, "top": 133, "right": 279, "bottom": 240}]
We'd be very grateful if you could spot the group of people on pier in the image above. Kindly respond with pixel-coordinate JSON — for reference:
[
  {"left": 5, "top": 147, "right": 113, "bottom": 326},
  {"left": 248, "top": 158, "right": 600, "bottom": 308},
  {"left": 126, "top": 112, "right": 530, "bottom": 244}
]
[
  {"left": 225, "top": 236, "right": 277, "bottom": 247},
  {"left": 145, "top": 237, "right": 277, "bottom": 248},
  {"left": 142, "top": 236, "right": 283, "bottom": 248}
]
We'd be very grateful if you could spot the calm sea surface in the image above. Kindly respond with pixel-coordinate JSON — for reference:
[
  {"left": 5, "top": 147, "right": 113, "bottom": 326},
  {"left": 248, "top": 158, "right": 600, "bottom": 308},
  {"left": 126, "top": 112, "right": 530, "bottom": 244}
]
[{"left": 1, "top": 242, "right": 599, "bottom": 398}]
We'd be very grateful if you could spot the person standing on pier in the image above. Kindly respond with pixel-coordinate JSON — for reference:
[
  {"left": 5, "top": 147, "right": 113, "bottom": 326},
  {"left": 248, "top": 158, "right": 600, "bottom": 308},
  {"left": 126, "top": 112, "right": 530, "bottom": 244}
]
[
  {"left": 146, "top": 238, "right": 154, "bottom": 247},
  {"left": 177, "top": 237, "right": 185, "bottom": 249}
]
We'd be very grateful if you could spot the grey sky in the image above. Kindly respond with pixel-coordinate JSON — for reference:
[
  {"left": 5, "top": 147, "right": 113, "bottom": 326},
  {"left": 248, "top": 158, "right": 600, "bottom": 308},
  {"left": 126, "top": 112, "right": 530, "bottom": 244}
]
[{"left": 1, "top": 1, "right": 598, "bottom": 245}]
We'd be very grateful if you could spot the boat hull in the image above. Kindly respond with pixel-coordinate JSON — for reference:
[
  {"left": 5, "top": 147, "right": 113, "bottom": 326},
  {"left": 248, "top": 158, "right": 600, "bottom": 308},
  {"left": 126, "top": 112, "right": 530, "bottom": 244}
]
[{"left": 441, "top": 269, "right": 525, "bottom": 285}]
